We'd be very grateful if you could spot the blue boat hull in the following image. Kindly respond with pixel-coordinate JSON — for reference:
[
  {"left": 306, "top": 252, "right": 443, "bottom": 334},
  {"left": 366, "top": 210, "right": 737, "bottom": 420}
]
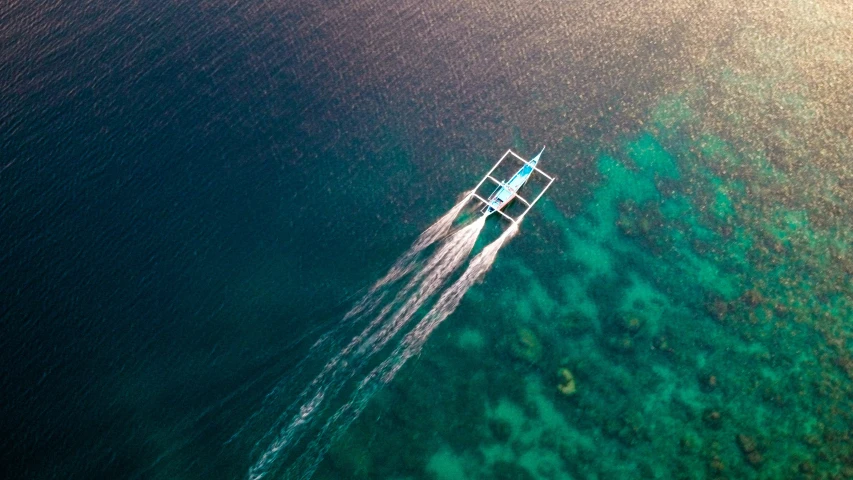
[{"left": 482, "top": 147, "right": 544, "bottom": 215}]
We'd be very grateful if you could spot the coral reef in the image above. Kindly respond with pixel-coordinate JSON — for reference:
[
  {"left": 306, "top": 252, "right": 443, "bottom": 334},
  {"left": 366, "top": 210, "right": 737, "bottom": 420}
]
[
  {"left": 556, "top": 368, "right": 576, "bottom": 396},
  {"left": 736, "top": 434, "right": 764, "bottom": 469},
  {"left": 702, "top": 409, "right": 723, "bottom": 430},
  {"left": 508, "top": 327, "right": 543, "bottom": 365},
  {"left": 316, "top": 58, "right": 853, "bottom": 480}
]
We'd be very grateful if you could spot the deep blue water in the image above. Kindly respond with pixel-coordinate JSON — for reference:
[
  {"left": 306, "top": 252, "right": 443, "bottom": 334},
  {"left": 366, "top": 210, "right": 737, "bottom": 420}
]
[
  {"left": 2, "top": 1, "right": 529, "bottom": 477},
  {"left": 0, "top": 1, "right": 400, "bottom": 477}
]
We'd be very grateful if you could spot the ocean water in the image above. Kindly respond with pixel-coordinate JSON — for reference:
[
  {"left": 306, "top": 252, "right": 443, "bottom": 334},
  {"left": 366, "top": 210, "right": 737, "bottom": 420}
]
[{"left": 2, "top": 0, "right": 852, "bottom": 479}]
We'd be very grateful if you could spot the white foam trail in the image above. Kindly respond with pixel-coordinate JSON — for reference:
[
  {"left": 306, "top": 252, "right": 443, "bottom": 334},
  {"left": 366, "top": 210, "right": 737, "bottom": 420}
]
[
  {"left": 343, "top": 193, "right": 470, "bottom": 321},
  {"left": 234, "top": 196, "right": 472, "bottom": 444},
  {"left": 387, "top": 223, "right": 518, "bottom": 375},
  {"left": 343, "top": 217, "right": 484, "bottom": 359},
  {"left": 356, "top": 217, "right": 484, "bottom": 355},
  {"left": 247, "top": 215, "right": 485, "bottom": 480},
  {"left": 282, "top": 224, "right": 518, "bottom": 480}
]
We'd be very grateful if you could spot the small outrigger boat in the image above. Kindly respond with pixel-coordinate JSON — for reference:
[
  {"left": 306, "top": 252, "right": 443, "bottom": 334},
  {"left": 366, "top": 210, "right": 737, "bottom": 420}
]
[{"left": 469, "top": 147, "right": 555, "bottom": 225}]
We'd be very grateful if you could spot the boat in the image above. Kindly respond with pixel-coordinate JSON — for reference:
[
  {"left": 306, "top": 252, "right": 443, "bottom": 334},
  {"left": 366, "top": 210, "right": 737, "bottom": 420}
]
[
  {"left": 469, "top": 147, "right": 555, "bottom": 225},
  {"left": 481, "top": 146, "right": 546, "bottom": 215}
]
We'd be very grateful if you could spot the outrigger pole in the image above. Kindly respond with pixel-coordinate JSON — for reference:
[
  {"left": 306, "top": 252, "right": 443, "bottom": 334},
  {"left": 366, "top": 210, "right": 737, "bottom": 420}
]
[{"left": 468, "top": 149, "right": 556, "bottom": 226}]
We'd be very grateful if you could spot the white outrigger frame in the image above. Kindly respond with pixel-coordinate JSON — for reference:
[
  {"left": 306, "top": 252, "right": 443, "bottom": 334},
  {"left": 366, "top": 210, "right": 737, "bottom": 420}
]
[{"left": 468, "top": 149, "right": 556, "bottom": 225}]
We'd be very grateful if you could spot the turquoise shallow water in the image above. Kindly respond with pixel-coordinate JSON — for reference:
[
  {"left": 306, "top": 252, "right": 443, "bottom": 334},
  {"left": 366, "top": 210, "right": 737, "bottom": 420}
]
[
  {"left": 318, "top": 102, "right": 853, "bottom": 479},
  {"left": 2, "top": 0, "right": 852, "bottom": 478}
]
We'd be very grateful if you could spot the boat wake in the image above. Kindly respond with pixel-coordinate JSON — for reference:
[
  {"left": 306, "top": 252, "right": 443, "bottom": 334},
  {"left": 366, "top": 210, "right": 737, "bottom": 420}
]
[
  {"left": 245, "top": 198, "right": 517, "bottom": 480},
  {"left": 342, "top": 193, "right": 471, "bottom": 323},
  {"left": 226, "top": 195, "right": 471, "bottom": 446}
]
